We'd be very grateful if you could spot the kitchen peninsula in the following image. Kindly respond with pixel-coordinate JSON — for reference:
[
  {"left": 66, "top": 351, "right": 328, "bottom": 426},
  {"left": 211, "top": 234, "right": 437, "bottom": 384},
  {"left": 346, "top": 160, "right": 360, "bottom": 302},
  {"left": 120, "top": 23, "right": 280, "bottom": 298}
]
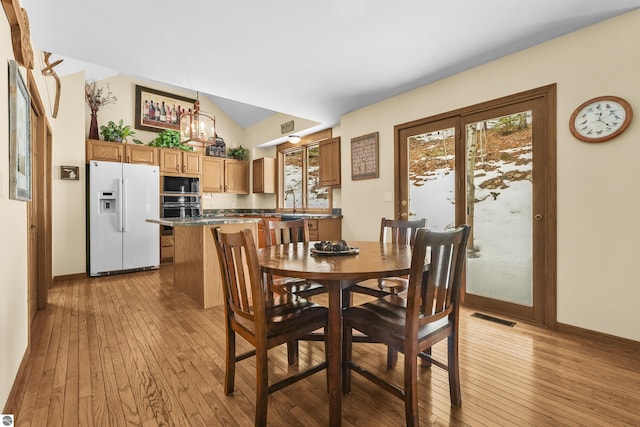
[{"left": 148, "top": 217, "right": 260, "bottom": 309}]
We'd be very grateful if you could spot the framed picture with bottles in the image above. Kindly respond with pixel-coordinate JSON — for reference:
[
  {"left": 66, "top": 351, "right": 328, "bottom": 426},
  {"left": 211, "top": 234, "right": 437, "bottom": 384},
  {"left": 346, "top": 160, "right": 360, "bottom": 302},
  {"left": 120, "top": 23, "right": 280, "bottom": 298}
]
[{"left": 134, "top": 85, "right": 196, "bottom": 133}]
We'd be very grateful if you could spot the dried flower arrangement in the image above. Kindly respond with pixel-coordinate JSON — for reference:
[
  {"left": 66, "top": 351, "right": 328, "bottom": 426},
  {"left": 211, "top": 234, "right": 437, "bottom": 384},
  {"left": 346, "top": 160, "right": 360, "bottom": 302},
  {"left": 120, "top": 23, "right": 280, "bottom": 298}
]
[{"left": 85, "top": 81, "right": 117, "bottom": 112}]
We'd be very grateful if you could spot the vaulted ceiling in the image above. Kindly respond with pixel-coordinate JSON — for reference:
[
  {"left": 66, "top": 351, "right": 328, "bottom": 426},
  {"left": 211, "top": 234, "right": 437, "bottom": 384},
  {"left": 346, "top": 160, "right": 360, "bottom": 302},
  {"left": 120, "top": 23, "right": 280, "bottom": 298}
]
[{"left": 20, "top": 0, "right": 640, "bottom": 131}]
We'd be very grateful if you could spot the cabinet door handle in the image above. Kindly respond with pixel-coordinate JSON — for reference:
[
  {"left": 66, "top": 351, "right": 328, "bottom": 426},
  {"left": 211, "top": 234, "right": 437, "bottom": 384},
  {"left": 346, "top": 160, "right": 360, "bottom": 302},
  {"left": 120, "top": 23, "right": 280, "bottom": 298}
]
[
  {"left": 183, "top": 165, "right": 186, "bottom": 172},
  {"left": 176, "top": 165, "right": 179, "bottom": 171}
]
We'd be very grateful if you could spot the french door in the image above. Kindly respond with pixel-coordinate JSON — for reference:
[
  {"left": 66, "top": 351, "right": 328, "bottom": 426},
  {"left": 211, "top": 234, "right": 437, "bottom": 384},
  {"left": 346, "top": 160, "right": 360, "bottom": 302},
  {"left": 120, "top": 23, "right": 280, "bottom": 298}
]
[{"left": 395, "top": 85, "right": 556, "bottom": 325}]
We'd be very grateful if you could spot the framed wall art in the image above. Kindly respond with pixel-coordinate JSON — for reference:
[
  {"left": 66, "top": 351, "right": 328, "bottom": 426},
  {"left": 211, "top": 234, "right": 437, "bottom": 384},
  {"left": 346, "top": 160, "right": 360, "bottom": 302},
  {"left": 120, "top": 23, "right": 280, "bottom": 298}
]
[
  {"left": 8, "top": 59, "right": 31, "bottom": 201},
  {"left": 351, "top": 132, "right": 379, "bottom": 180},
  {"left": 60, "top": 165, "right": 80, "bottom": 180},
  {"left": 134, "top": 85, "right": 196, "bottom": 133}
]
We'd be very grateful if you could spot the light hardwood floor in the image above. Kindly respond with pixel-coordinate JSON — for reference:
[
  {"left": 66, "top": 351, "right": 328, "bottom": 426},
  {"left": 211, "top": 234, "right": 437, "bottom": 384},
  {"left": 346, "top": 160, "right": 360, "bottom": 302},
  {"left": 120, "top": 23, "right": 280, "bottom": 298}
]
[{"left": 5, "top": 266, "right": 640, "bottom": 426}]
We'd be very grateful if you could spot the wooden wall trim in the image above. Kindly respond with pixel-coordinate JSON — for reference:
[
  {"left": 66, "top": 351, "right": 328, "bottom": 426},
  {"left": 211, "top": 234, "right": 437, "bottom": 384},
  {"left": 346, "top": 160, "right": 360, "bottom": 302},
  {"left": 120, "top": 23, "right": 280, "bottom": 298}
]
[
  {"left": 556, "top": 322, "right": 640, "bottom": 352},
  {"left": 53, "top": 273, "right": 87, "bottom": 283},
  {"left": 2, "top": 342, "right": 30, "bottom": 414}
]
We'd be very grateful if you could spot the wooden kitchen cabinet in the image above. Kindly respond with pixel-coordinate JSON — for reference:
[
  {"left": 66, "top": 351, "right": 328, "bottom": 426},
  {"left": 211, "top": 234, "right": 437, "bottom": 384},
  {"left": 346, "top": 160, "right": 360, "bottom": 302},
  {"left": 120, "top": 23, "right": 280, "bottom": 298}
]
[
  {"left": 125, "top": 144, "right": 158, "bottom": 165},
  {"left": 253, "top": 157, "right": 276, "bottom": 193},
  {"left": 202, "top": 157, "right": 249, "bottom": 194},
  {"left": 319, "top": 136, "right": 341, "bottom": 187},
  {"left": 160, "top": 149, "right": 202, "bottom": 176},
  {"left": 225, "top": 159, "right": 249, "bottom": 194},
  {"left": 307, "top": 217, "right": 342, "bottom": 241},
  {"left": 202, "top": 157, "right": 224, "bottom": 192},
  {"left": 86, "top": 139, "right": 123, "bottom": 162},
  {"left": 160, "top": 234, "right": 174, "bottom": 262},
  {"left": 86, "top": 139, "right": 159, "bottom": 165}
]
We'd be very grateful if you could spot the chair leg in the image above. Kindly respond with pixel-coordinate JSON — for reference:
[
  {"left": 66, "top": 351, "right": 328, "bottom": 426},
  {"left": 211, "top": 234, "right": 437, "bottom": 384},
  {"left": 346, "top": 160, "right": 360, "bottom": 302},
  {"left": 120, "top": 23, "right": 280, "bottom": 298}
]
[
  {"left": 342, "top": 321, "right": 353, "bottom": 394},
  {"left": 287, "top": 340, "right": 299, "bottom": 365},
  {"left": 255, "top": 347, "right": 269, "bottom": 426},
  {"left": 448, "top": 334, "right": 462, "bottom": 407},
  {"left": 324, "top": 327, "right": 330, "bottom": 393},
  {"left": 420, "top": 347, "right": 432, "bottom": 368},
  {"left": 386, "top": 347, "right": 398, "bottom": 370},
  {"left": 404, "top": 352, "right": 419, "bottom": 427},
  {"left": 224, "top": 328, "right": 236, "bottom": 395}
]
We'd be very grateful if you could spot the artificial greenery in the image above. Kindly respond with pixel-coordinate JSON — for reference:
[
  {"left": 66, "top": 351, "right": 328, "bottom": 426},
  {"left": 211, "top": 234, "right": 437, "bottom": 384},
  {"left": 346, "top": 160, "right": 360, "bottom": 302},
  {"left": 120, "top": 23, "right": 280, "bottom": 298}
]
[
  {"left": 227, "top": 145, "right": 248, "bottom": 160},
  {"left": 148, "top": 130, "right": 193, "bottom": 151},
  {"left": 99, "top": 119, "right": 141, "bottom": 144}
]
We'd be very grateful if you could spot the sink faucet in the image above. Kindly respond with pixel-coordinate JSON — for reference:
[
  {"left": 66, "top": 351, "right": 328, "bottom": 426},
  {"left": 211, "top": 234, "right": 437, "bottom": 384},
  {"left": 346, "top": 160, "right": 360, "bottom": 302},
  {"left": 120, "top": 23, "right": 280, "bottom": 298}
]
[{"left": 284, "top": 188, "right": 297, "bottom": 213}]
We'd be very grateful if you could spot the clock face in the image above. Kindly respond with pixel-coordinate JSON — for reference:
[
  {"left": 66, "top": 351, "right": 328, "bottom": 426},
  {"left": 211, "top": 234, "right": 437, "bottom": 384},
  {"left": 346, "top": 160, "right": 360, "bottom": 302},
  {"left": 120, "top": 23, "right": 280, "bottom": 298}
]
[{"left": 570, "top": 96, "right": 632, "bottom": 142}]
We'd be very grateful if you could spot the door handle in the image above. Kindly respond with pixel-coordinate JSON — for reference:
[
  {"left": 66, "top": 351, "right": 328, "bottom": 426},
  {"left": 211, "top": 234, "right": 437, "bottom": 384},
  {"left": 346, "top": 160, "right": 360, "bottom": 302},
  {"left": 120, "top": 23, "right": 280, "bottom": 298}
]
[{"left": 534, "top": 214, "right": 543, "bottom": 221}]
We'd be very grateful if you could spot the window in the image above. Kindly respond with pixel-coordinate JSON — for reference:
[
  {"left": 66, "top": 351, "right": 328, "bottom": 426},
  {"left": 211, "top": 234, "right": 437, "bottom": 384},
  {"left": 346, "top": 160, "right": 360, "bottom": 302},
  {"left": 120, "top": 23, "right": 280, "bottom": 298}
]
[{"left": 278, "top": 131, "right": 333, "bottom": 213}]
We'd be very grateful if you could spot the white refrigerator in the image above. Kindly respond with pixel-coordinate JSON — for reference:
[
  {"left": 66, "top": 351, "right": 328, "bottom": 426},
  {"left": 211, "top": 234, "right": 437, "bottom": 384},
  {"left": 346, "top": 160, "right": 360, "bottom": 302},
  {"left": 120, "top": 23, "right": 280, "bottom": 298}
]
[{"left": 88, "top": 160, "right": 160, "bottom": 276}]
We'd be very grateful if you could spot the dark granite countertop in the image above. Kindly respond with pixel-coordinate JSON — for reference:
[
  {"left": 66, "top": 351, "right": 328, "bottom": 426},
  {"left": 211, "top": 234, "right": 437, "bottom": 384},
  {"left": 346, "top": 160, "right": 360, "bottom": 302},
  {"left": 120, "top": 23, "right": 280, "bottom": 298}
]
[{"left": 146, "top": 217, "right": 261, "bottom": 227}]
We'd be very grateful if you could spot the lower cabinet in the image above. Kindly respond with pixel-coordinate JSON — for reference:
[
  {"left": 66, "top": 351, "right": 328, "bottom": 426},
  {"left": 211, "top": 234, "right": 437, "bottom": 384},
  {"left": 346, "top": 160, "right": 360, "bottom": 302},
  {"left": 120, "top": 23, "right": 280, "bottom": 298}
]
[
  {"left": 308, "top": 217, "right": 342, "bottom": 241},
  {"left": 160, "top": 233, "right": 174, "bottom": 262}
]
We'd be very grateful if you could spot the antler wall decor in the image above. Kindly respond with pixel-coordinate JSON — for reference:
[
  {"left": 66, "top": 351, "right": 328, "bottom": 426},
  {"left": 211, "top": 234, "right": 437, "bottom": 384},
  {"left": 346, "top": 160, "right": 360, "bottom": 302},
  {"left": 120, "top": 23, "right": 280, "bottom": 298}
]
[{"left": 41, "top": 52, "right": 63, "bottom": 118}]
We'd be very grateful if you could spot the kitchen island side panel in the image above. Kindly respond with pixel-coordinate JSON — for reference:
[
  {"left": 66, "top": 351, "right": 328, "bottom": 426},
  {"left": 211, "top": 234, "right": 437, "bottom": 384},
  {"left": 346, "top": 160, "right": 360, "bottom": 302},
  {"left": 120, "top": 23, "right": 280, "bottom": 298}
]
[{"left": 174, "top": 222, "right": 258, "bottom": 309}]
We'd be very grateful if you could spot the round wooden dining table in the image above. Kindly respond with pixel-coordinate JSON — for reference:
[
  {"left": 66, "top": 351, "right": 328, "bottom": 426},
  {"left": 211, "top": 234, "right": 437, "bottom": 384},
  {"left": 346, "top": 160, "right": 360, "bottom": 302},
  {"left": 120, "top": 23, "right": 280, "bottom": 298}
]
[{"left": 256, "top": 241, "right": 412, "bottom": 427}]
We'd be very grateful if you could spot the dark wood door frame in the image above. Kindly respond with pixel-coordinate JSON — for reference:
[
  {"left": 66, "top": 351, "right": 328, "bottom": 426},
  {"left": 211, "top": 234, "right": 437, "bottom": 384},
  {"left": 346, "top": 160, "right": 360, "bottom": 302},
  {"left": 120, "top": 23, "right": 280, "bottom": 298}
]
[
  {"left": 394, "top": 84, "right": 557, "bottom": 328},
  {"left": 27, "top": 70, "right": 52, "bottom": 313}
]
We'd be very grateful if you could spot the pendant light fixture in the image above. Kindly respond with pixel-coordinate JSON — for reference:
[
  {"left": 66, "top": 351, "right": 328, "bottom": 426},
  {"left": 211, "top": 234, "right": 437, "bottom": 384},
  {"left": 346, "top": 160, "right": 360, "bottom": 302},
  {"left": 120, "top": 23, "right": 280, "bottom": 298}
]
[{"left": 180, "top": 92, "right": 216, "bottom": 146}]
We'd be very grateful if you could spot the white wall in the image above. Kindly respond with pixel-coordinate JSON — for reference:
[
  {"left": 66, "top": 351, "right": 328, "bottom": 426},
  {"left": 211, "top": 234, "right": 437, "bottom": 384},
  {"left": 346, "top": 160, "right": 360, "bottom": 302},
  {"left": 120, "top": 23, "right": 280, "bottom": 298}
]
[
  {"left": 340, "top": 10, "right": 640, "bottom": 341},
  {"left": 52, "top": 72, "right": 87, "bottom": 276},
  {"left": 0, "top": 14, "right": 29, "bottom": 408}
]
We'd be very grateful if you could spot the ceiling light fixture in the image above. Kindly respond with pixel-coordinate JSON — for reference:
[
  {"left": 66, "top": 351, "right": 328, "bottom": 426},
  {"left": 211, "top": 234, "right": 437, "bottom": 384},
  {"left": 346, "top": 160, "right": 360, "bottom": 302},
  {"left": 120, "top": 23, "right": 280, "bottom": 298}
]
[
  {"left": 288, "top": 135, "right": 301, "bottom": 144},
  {"left": 180, "top": 92, "right": 216, "bottom": 147}
]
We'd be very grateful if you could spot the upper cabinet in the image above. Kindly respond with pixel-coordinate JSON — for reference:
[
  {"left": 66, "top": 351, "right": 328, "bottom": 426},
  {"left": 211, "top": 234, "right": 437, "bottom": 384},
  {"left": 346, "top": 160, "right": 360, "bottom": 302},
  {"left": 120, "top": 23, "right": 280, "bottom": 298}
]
[
  {"left": 253, "top": 157, "right": 276, "bottom": 193},
  {"left": 159, "top": 149, "right": 202, "bottom": 176},
  {"left": 319, "top": 136, "right": 341, "bottom": 187},
  {"left": 202, "top": 157, "right": 224, "bottom": 192},
  {"left": 202, "top": 157, "right": 249, "bottom": 194},
  {"left": 125, "top": 144, "right": 158, "bottom": 165},
  {"left": 86, "top": 139, "right": 158, "bottom": 165},
  {"left": 86, "top": 139, "right": 123, "bottom": 163}
]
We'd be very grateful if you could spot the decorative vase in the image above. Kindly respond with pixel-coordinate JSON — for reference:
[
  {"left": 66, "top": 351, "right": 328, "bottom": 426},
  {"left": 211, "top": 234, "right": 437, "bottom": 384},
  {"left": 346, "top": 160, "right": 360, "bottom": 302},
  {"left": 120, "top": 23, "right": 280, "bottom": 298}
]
[{"left": 89, "top": 109, "right": 99, "bottom": 140}]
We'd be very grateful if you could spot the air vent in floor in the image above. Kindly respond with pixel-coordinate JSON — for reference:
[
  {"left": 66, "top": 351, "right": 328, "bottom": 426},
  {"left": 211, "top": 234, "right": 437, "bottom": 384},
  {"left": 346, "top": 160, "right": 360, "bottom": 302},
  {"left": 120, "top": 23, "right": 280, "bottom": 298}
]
[{"left": 471, "top": 312, "right": 516, "bottom": 327}]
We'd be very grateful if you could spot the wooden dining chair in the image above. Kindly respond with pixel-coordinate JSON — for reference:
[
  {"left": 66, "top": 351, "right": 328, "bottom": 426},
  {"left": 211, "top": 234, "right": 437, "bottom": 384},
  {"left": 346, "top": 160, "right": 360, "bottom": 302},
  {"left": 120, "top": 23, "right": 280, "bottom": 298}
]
[
  {"left": 351, "top": 217, "right": 427, "bottom": 297},
  {"left": 350, "top": 217, "right": 427, "bottom": 368},
  {"left": 342, "top": 225, "right": 470, "bottom": 427},
  {"left": 212, "top": 227, "right": 328, "bottom": 426},
  {"left": 263, "top": 218, "right": 327, "bottom": 299}
]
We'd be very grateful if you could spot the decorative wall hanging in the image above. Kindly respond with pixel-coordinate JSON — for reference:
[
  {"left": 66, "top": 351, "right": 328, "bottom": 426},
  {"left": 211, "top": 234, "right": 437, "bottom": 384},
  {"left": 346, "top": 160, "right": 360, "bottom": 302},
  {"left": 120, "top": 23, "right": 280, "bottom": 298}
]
[
  {"left": 60, "top": 166, "right": 79, "bottom": 180},
  {"left": 41, "top": 51, "right": 63, "bottom": 118},
  {"left": 135, "top": 85, "right": 196, "bottom": 133},
  {"left": 1, "top": 0, "right": 34, "bottom": 69},
  {"left": 8, "top": 59, "right": 31, "bottom": 201},
  {"left": 351, "top": 132, "right": 379, "bottom": 180}
]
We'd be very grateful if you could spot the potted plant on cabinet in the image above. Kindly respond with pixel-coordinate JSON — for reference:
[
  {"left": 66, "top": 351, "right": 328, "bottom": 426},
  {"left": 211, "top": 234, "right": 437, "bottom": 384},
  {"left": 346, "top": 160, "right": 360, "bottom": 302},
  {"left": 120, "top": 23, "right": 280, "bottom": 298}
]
[
  {"left": 99, "top": 119, "right": 142, "bottom": 144},
  {"left": 227, "top": 145, "right": 248, "bottom": 160},
  {"left": 147, "top": 129, "right": 193, "bottom": 151}
]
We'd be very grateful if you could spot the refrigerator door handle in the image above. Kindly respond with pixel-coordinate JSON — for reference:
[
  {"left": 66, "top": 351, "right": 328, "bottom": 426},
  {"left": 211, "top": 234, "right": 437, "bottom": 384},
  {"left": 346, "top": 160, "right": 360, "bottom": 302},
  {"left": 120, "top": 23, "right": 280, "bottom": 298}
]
[
  {"left": 122, "top": 179, "right": 128, "bottom": 232},
  {"left": 117, "top": 178, "right": 123, "bottom": 232}
]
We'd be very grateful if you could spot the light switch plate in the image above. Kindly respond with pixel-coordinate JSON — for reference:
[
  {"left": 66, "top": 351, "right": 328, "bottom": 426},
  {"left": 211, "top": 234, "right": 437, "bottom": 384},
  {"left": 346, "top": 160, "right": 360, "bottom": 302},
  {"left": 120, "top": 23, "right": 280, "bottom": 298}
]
[{"left": 384, "top": 192, "right": 392, "bottom": 202}]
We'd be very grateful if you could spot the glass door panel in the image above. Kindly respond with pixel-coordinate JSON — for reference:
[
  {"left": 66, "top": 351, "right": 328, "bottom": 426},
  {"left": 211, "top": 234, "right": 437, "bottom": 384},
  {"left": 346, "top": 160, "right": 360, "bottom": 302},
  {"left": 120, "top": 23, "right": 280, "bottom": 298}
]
[
  {"left": 465, "top": 111, "right": 533, "bottom": 306},
  {"left": 408, "top": 126, "right": 456, "bottom": 230}
]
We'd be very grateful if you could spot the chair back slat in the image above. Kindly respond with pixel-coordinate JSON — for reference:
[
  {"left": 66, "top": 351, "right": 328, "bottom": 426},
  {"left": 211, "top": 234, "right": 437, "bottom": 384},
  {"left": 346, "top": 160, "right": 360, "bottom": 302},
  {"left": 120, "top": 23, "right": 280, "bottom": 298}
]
[
  {"left": 213, "top": 227, "right": 267, "bottom": 330},
  {"left": 379, "top": 218, "right": 426, "bottom": 245},
  {"left": 405, "top": 226, "right": 470, "bottom": 334},
  {"left": 265, "top": 219, "right": 310, "bottom": 246}
]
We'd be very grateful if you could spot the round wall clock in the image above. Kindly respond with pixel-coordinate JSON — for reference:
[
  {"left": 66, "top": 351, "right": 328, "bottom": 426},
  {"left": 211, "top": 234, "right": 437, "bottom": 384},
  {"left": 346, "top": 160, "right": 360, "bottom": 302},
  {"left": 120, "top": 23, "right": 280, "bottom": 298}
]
[{"left": 569, "top": 96, "right": 633, "bottom": 143}]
